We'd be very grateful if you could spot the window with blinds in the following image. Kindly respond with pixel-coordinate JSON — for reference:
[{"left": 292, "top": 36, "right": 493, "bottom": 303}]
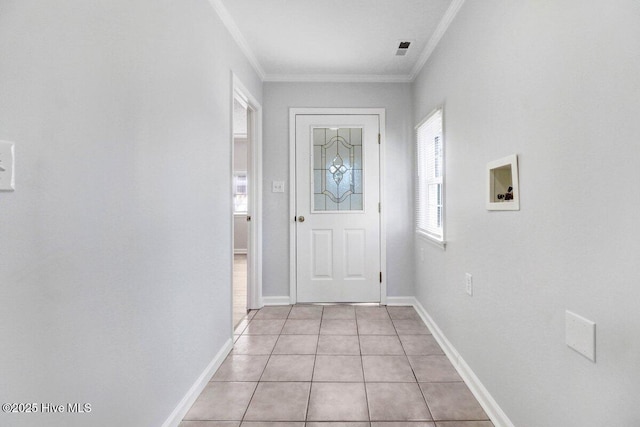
[{"left": 416, "top": 108, "right": 444, "bottom": 241}]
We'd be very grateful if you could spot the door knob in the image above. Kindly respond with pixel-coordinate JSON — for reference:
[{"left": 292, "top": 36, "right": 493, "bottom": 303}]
[{"left": 297, "top": 216, "right": 305, "bottom": 223}]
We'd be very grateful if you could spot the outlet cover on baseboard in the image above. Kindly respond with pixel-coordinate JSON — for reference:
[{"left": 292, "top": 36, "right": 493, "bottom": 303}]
[{"left": 565, "top": 310, "right": 596, "bottom": 362}]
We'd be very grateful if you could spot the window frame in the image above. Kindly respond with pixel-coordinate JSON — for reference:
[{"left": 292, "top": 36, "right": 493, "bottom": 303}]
[
  {"left": 415, "top": 107, "right": 446, "bottom": 248},
  {"left": 233, "top": 171, "right": 248, "bottom": 214}
]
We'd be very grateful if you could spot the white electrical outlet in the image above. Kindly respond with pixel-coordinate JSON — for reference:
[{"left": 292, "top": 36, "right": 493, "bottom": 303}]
[
  {"left": 0, "top": 141, "right": 15, "bottom": 191},
  {"left": 465, "top": 273, "right": 473, "bottom": 296}
]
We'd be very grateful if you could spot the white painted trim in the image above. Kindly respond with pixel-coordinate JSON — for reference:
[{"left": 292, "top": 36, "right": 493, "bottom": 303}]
[
  {"left": 409, "top": 0, "right": 467, "bottom": 81},
  {"left": 264, "top": 74, "right": 412, "bottom": 83},
  {"left": 233, "top": 74, "right": 264, "bottom": 311},
  {"left": 161, "top": 338, "right": 233, "bottom": 427},
  {"left": 289, "top": 107, "right": 388, "bottom": 116},
  {"left": 417, "top": 232, "right": 447, "bottom": 250},
  {"left": 405, "top": 297, "right": 515, "bottom": 427},
  {"left": 378, "top": 112, "right": 387, "bottom": 305},
  {"left": 288, "top": 109, "right": 297, "bottom": 304},
  {"left": 233, "top": 249, "right": 248, "bottom": 255},
  {"left": 289, "top": 108, "right": 386, "bottom": 305},
  {"left": 263, "top": 296, "right": 292, "bottom": 306},
  {"left": 455, "top": 348, "right": 516, "bottom": 427},
  {"left": 229, "top": 76, "right": 236, "bottom": 338},
  {"left": 207, "top": 0, "right": 266, "bottom": 80},
  {"left": 385, "top": 296, "right": 417, "bottom": 306},
  {"left": 248, "top": 95, "right": 264, "bottom": 310},
  {"left": 208, "top": 0, "right": 463, "bottom": 84}
]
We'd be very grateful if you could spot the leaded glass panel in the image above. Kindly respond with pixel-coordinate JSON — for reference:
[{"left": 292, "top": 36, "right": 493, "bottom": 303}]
[{"left": 312, "top": 127, "right": 364, "bottom": 212}]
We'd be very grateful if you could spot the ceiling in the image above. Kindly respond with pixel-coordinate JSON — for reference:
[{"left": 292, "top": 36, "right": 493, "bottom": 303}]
[{"left": 213, "top": 0, "right": 464, "bottom": 82}]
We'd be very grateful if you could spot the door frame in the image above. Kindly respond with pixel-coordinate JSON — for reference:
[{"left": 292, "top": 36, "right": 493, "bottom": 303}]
[
  {"left": 231, "top": 73, "right": 263, "bottom": 314},
  {"left": 288, "top": 108, "right": 387, "bottom": 305}
]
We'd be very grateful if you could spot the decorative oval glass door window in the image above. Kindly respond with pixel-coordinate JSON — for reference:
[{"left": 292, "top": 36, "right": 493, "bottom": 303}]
[{"left": 312, "top": 128, "right": 363, "bottom": 211}]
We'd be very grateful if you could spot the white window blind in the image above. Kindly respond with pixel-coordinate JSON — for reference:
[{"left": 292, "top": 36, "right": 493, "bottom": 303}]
[{"left": 416, "top": 109, "right": 444, "bottom": 241}]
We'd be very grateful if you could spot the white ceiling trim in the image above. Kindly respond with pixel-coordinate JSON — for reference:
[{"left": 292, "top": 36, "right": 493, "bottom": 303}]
[
  {"left": 263, "top": 74, "right": 413, "bottom": 83},
  {"left": 409, "top": 0, "right": 467, "bottom": 81},
  {"left": 211, "top": 0, "right": 465, "bottom": 83},
  {"left": 207, "top": 0, "right": 266, "bottom": 80}
]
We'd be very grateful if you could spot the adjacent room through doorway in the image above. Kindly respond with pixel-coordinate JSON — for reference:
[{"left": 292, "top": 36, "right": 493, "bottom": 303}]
[{"left": 233, "top": 97, "right": 249, "bottom": 327}]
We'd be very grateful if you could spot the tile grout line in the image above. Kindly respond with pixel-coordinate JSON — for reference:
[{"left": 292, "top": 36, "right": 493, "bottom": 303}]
[
  {"left": 304, "top": 305, "right": 322, "bottom": 422},
  {"left": 238, "top": 306, "right": 291, "bottom": 423},
  {"left": 184, "top": 305, "right": 491, "bottom": 424},
  {"left": 237, "top": 310, "right": 270, "bottom": 423},
  {"left": 390, "top": 306, "right": 436, "bottom": 422},
  {"left": 355, "top": 307, "right": 372, "bottom": 423}
]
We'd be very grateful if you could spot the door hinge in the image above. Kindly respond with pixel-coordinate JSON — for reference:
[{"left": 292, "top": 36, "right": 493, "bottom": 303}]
[
  {"left": 379, "top": 272, "right": 382, "bottom": 283},
  {"left": 378, "top": 133, "right": 381, "bottom": 144},
  {"left": 378, "top": 202, "right": 381, "bottom": 213},
  {"left": 294, "top": 215, "right": 297, "bottom": 222}
]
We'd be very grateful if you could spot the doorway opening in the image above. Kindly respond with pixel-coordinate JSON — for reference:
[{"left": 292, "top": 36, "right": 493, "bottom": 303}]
[
  {"left": 232, "top": 97, "right": 249, "bottom": 327},
  {"left": 231, "top": 74, "right": 263, "bottom": 329}
]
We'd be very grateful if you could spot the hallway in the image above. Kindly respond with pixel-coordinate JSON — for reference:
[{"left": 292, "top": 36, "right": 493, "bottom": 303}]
[{"left": 181, "top": 305, "right": 492, "bottom": 425}]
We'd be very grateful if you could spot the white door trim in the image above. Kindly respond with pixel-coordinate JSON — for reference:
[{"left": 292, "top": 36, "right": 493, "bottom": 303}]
[
  {"left": 232, "top": 73, "right": 263, "bottom": 317},
  {"left": 289, "top": 108, "right": 387, "bottom": 305}
]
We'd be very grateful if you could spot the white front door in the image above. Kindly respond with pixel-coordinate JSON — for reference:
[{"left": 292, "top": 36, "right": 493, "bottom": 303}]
[{"left": 295, "top": 114, "right": 381, "bottom": 303}]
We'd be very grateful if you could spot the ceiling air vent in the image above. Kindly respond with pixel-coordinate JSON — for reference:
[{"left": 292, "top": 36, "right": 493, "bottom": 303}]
[{"left": 396, "top": 41, "right": 411, "bottom": 56}]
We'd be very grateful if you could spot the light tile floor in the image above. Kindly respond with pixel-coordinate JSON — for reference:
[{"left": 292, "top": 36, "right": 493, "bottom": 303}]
[
  {"left": 233, "top": 254, "right": 247, "bottom": 328},
  {"left": 181, "top": 305, "right": 494, "bottom": 427}
]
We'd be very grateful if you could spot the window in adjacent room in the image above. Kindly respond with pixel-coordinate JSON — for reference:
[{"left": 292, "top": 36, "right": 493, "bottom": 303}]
[
  {"left": 416, "top": 108, "right": 444, "bottom": 244},
  {"left": 233, "top": 172, "right": 248, "bottom": 213}
]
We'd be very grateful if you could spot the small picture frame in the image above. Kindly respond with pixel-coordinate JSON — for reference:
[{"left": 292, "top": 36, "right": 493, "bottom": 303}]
[{"left": 487, "top": 154, "right": 519, "bottom": 211}]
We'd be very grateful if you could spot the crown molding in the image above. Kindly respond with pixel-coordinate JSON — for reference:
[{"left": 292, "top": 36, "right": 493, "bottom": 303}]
[
  {"left": 210, "top": 0, "right": 465, "bottom": 84},
  {"left": 409, "top": 0, "right": 467, "bottom": 81},
  {"left": 263, "top": 73, "right": 413, "bottom": 83},
  {"left": 207, "top": 0, "right": 266, "bottom": 80}
]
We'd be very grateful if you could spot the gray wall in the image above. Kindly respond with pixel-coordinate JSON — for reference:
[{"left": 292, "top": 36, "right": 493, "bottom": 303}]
[
  {"left": 263, "top": 82, "right": 414, "bottom": 298},
  {"left": 0, "top": 1, "right": 262, "bottom": 426},
  {"left": 412, "top": 1, "right": 640, "bottom": 426}
]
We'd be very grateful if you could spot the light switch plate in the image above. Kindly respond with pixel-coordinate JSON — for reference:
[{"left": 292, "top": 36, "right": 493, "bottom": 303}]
[
  {"left": 565, "top": 310, "right": 596, "bottom": 362},
  {"left": 0, "top": 141, "right": 15, "bottom": 191},
  {"left": 272, "top": 181, "right": 285, "bottom": 193}
]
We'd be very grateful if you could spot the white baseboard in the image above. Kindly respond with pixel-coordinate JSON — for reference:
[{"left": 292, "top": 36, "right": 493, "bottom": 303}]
[
  {"left": 406, "top": 297, "right": 515, "bottom": 427},
  {"left": 262, "top": 296, "right": 291, "bottom": 306},
  {"left": 162, "top": 338, "right": 234, "bottom": 427},
  {"left": 385, "top": 296, "right": 417, "bottom": 306}
]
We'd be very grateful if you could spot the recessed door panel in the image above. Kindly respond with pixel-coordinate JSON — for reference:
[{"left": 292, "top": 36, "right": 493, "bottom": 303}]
[
  {"left": 311, "top": 229, "right": 333, "bottom": 279},
  {"left": 344, "top": 229, "right": 366, "bottom": 279}
]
